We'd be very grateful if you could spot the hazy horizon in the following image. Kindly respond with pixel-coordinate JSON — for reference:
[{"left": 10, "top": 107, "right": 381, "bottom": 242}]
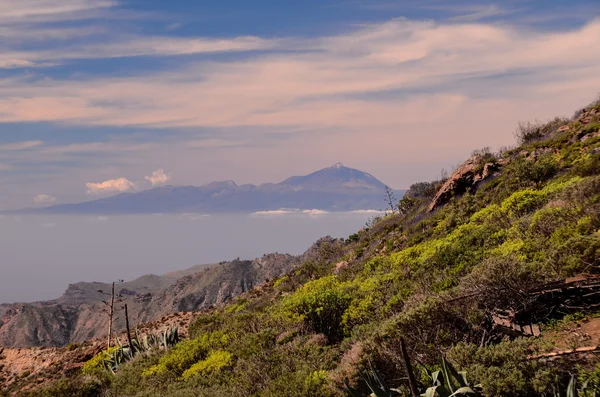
[{"left": 0, "top": 211, "right": 378, "bottom": 304}]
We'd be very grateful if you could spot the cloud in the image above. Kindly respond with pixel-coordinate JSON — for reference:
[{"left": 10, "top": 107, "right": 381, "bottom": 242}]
[
  {"left": 145, "top": 169, "right": 170, "bottom": 186},
  {"left": 302, "top": 209, "right": 328, "bottom": 216},
  {"left": 449, "top": 5, "right": 513, "bottom": 21},
  {"left": 1, "top": 19, "right": 599, "bottom": 129},
  {"left": 0, "top": 141, "right": 44, "bottom": 151},
  {"left": 86, "top": 216, "right": 109, "bottom": 221},
  {"left": 187, "top": 214, "right": 211, "bottom": 221},
  {"left": 0, "top": 0, "right": 274, "bottom": 70},
  {"left": 86, "top": 177, "right": 135, "bottom": 195},
  {"left": 252, "top": 209, "right": 296, "bottom": 215},
  {"left": 351, "top": 209, "right": 383, "bottom": 214},
  {"left": 251, "top": 209, "right": 329, "bottom": 216},
  {"left": 0, "top": 36, "right": 275, "bottom": 69},
  {"left": 34, "top": 194, "right": 56, "bottom": 203},
  {"left": 0, "top": 0, "right": 116, "bottom": 23},
  {"left": 166, "top": 22, "right": 183, "bottom": 31}
]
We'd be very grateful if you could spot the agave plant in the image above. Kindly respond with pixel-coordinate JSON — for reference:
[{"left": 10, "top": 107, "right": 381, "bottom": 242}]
[
  {"left": 162, "top": 327, "right": 180, "bottom": 350},
  {"left": 102, "top": 342, "right": 134, "bottom": 373},
  {"left": 343, "top": 360, "right": 402, "bottom": 397},
  {"left": 92, "top": 327, "right": 181, "bottom": 374},
  {"left": 556, "top": 374, "right": 599, "bottom": 397},
  {"left": 343, "top": 356, "right": 482, "bottom": 397},
  {"left": 421, "top": 356, "right": 482, "bottom": 397}
]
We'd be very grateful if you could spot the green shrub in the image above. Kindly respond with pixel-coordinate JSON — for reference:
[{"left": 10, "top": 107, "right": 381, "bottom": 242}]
[
  {"left": 407, "top": 181, "right": 438, "bottom": 199},
  {"left": 528, "top": 206, "right": 577, "bottom": 238},
  {"left": 224, "top": 299, "right": 249, "bottom": 314},
  {"left": 398, "top": 195, "right": 418, "bottom": 215},
  {"left": 82, "top": 347, "right": 117, "bottom": 375},
  {"left": 501, "top": 189, "right": 546, "bottom": 216},
  {"left": 188, "top": 313, "right": 224, "bottom": 339},
  {"left": 508, "top": 154, "right": 559, "bottom": 187},
  {"left": 273, "top": 275, "right": 289, "bottom": 288},
  {"left": 142, "top": 331, "right": 229, "bottom": 377},
  {"left": 459, "top": 256, "right": 540, "bottom": 311},
  {"left": 574, "top": 153, "right": 600, "bottom": 177},
  {"left": 21, "top": 374, "right": 110, "bottom": 397},
  {"left": 515, "top": 118, "right": 568, "bottom": 144},
  {"left": 303, "top": 370, "right": 329, "bottom": 394},
  {"left": 279, "top": 276, "right": 352, "bottom": 342},
  {"left": 65, "top": 343, "right": 79, "bottom": 351},
  {"left": 578, "top": 363, "right": 600, "bottom": 396},
  {"left": 181, "top": 349, "right": 233, "bottom": 379},
  {"left": 447, "top": 339, "right": 557, "bottom": 397}
]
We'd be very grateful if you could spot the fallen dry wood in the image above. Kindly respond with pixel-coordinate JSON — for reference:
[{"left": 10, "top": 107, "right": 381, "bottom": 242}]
[
  {"left": 526, "top": 274, "right": 600, "bottom": 294},
  {"left": 529, "top": 345, "right": 599, "bottom": 360},
  {"left": 445, "top": 273, "right": 600, "bottom": 340},
  {"left": 445, "top": 274, "right": 600, "bottom": 304}
]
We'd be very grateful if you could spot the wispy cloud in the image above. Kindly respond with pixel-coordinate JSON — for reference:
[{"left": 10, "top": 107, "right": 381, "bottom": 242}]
[
  {"left": 0, "top": 0, "right": 275, "bottom": 69},
  {"left": 0, "top": 0, "right": 116, "bottom": 23},
  {"left": 252, "top": 209, "right": 329, "bottom": 216},
  {"left": 34, "top": 194, "right": 56, "bottom": 203},
  {"left": 1, "top": 36, "right": 276, "bottom": 69},
  {"left": 0, "top": 141, "right": 44, "bottom": 151},
  {"left": 449, "top": 5, "right": 514, "bottom": 21},
  {"left": 165, "top": 22, "right": 183, "bottom": 31}
]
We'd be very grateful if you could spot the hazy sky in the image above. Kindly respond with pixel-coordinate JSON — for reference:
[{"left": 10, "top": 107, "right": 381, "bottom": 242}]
[{"left": 1, "top": 0, "right": 600, "bottom": 209}]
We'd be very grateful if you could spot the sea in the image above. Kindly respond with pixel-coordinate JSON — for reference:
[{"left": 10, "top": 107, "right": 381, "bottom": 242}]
[{"left": 0, "top": 210, "right": 380, "bottom": 303}]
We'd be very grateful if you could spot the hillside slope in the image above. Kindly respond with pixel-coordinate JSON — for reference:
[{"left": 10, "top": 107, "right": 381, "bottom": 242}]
[{"left": 5, "top": 100, "right": 600, "bottom": 397}]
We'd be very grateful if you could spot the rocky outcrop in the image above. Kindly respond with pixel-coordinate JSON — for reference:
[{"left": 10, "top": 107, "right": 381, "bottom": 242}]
[
  {"left": 0, "top": 304, "right": 78, "bottom": 347},
  {"left": 428, "top": 156, "right": 500, "bottom": 212},
  {"left": 575, "top": 105, "right": 600, "bottom": 125},
  {"left": 574, "top": 106, "right": 600, "bottom": 143},
  {"left": 145, "top": 253, "right": 299, "bottom": 316}
]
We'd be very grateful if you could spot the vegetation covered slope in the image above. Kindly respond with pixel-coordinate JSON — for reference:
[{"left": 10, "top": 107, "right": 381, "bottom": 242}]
[{"left": 14, "top": 100, "right": 600, "bottom": 397}]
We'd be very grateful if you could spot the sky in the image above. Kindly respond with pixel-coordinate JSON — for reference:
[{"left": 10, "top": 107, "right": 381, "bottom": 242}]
[{"left": 1, "top": 0, "right": 600, "bottom": 210}]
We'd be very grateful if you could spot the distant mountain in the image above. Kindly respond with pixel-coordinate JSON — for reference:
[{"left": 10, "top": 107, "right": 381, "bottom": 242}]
[
  {"left": 280, "top": 162, "right": 387, "bottom": 191},
  {"left": 14, "top": 163, "right": 403, "bottom": 214}
]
